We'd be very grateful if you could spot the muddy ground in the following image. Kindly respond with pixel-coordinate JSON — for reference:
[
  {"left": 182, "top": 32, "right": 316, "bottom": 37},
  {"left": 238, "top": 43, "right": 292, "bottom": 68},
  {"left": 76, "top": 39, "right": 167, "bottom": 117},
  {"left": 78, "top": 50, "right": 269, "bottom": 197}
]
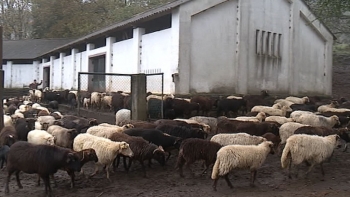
[{"left": 2, "top": 56, "right": 350, "bottom": 197}]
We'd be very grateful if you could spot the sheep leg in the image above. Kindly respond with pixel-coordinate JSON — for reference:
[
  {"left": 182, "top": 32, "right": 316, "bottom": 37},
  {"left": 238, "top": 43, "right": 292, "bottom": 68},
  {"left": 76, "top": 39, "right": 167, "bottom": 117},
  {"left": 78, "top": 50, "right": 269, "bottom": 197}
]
[
  {"left": 5, "top": 170, "right": 15, "bottom": 194},
  {"left": 224, "top": 174, "right": 233, "bottom": 189},
  {"left": 320, "top": 163, "right": 325, "bottom": 177},
  {"left": 112, "top": 156, "right": 120, "bottom": 171},
  {"left": 343, "top": 143, "right": 348, "bottom": 152},
  {"left": 105, "top": 165, "right": 112, "bottom": 182},
  {"left": 212, "top": 178, "right": 219, "bottom": 191},
  {"left": 305, "top": 164, "right": 315, "bottom": 177},
  {"left": 16, "top": 171, "right": 23, "bottom": 189},
  {"left": 50, "top": 174, "right": 57, "bottom": 188},
  {"left": 42, "top": 175, "right": 52, "bottom": 197},
  {"left": 288, "top": 157, "right": 293, "bottom": 179},
  {"left": 166, "top": 152, "right": 172, "bottom": 162},
  {"left": 139, "top": 160, "right": 147, "bottom": 178},
  {"left": 126, "top": 157, "right": 133, "bottom": 172},
  {"left": 37, "top": 174, "right": 41, "bottom": 186},
  {"left": 201, "top": 162, "right": 210, "bottom": 175},
  {"left": 67, "top": 170, "right": 75, "bottom": 188},
  {"left": 250, "top": 170, "right": 257, "bottom": 187}
]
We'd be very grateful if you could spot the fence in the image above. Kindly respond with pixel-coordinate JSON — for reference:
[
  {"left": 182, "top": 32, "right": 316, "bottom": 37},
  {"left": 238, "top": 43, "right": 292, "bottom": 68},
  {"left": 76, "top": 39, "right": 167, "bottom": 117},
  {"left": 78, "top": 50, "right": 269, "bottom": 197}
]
[{"left": 77, "top": 72, "right": 164, "bottom": 120}]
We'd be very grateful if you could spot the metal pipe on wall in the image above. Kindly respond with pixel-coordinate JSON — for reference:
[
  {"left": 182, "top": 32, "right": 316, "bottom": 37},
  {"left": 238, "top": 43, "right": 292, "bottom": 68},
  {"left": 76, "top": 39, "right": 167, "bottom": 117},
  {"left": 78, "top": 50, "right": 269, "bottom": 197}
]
[{"left": 0, "top": 26, "right": 4, "bottom": 130}]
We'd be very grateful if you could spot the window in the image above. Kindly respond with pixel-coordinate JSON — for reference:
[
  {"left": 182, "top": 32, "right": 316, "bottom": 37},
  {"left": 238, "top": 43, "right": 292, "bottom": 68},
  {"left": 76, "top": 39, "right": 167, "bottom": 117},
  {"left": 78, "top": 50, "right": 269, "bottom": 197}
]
[{"left": 256, "top": 29, "right": 282, "bottom": 59}]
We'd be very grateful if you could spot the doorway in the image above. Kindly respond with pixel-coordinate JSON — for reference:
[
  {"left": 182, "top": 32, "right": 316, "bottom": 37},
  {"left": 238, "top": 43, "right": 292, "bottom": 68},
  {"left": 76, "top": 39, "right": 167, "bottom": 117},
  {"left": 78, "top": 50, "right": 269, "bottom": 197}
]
[
  {"left": 88, "top": 55, "right": 106, "bottom": 92},
  {"left": 43, "top": 67, "right": 50, "bottom": 89}
]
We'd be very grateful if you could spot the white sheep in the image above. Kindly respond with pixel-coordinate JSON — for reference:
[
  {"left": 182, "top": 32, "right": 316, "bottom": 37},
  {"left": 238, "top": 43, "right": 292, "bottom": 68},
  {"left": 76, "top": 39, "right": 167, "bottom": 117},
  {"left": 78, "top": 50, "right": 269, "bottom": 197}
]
[
  {"left": 189, "top": 116, "right": 218, "bottom": 134},
  {"left": 83, "top": 98, "right": 91, "bottom": 109},
  {"left": 47, "top": 125, "right": 77, "bottom": 148},
  {"left": 289, "top": 110, "right": 315, "bottom": 120},
  {"left": 294, "top": 114, "right": 340, "bottom": 129},
  {"left": 226, "top": 95, "right": 243, "bottom": 99},
  {"left": 317, "top": 101, "right": 339, "bottom": 113},
  {"left": 3, "top": 115, "right": 13, "bottom": 127},
  {"left": 35, "top": 116, "right": 56, "bottom": 130},
  {"left": 18, "top": 104, "right": 31, "bottom": 112},
  {"left": 52, "top": 111, "right": 63, "bottom": 119},
  {"left": 91, "top": 92, "right": 102, "bottom": 109},
  {"left": 73, "top": 133, "right": 134, "bottom": 179},
  {"left": 251, "top": 105, "right": 289, "bottom": 116},
  {"left": 115, "top": 109, "right": 131, "bottom": 126},
  {"left": 274, "top": 99, "right": 295, "bottom": 107},
  {"left": 285, "top": 96, "right": 309, "bottom": 104},
  {"left": 102, "top": 95, "right": 113, "bottom": 111},
  {"left": 211, "top": 141, "right": 274, "bottom": 191},
  {"left": 87, "top": 124, "right": 132, "bottom": 138},
  {"left": 210, "top": 133, "right": 266, "bottom": 146},
  {"left": 265, "top": 116, "right": 294, "bottom": 125},
  {"left": 281, "top": 134, "right": 340, "bottom": 179},
  {"left": 279, "top": 122, "right": 308, "bottom": 145},
  {"left": 69, "top": 90, "right": 78, "bottom": 97},
  {"left": 233, "top": 112, "right": 266, "bottom": 122},
  {"left": 27, "top": 130, "right": 55, "bottom": 145}
]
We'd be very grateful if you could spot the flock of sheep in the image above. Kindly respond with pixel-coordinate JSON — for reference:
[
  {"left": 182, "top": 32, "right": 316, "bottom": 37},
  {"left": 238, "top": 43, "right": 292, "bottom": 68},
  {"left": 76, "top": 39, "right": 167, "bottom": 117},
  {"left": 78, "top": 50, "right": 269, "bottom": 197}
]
[{"left": 1, "top": 90, "right": 350, "bottom": 196}]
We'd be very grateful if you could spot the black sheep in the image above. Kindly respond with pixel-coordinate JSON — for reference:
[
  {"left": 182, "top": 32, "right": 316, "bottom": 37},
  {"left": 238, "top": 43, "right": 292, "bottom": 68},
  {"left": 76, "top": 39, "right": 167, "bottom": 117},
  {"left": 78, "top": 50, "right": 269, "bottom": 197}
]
[
  {"left": 15, "top": 118, "right": 36, "bottom": 141},
  {"left": 123, "top": 128, "right": 182, "bottom": 161},
  {"left": 0, "top": 126, "right": 18, "bottom": 147},
  {"left": 0, "top": 145, "right": 10, "bottom": 169},
  {"left": 4, "top": 141, "right": 81, "bottom": 197},
  {"left": 176, "top": 138, "right": 222, "bottom": 177},
  {"left": 156, "top": 124, "right": 206, "bottom": 139}
]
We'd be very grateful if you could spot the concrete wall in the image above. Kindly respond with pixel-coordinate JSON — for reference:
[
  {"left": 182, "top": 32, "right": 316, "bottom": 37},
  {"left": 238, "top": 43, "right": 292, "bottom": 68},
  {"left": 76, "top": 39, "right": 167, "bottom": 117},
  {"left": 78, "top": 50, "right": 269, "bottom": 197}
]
[
  {"left": 3, "top": 62, "right": 35, "bottom": 88},
  {"left": 141, "top": 28, "right": 176, "bottom": 94}
]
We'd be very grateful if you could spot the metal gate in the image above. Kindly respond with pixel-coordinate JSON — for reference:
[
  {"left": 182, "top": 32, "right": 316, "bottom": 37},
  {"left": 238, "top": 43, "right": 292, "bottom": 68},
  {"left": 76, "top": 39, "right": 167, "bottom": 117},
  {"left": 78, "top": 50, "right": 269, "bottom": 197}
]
[{"left": 77, "top": 72, "right": 164, "bottom": 119}]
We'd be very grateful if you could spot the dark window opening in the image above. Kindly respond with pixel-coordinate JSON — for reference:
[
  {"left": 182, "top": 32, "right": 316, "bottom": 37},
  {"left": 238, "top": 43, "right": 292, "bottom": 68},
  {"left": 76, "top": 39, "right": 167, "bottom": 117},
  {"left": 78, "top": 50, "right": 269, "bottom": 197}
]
[
  {"left": 141, "top": 14, "right": 172, "bottom": 34},
  {"left": 91, "top": 37, "right": 106, "bottom": 49},
  {"left": 115, "top": 28, "right": 134, "bottom": 42}
]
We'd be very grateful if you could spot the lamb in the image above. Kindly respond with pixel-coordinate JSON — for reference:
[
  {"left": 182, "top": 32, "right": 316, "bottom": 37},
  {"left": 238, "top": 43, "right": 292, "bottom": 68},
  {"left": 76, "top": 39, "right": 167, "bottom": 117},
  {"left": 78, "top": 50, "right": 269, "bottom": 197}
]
[
  {"left": 285, "top": 96, "right": 310, "bottom": 104},
  {"left": 233, "top": 112, "right": 266, "bottom": 122},
  {"left": 176, "top": 138, "right": 222, "bottom": 177},
  {"left": 27, "top": 130, "right": 55, "bottom": 145},
  {"left": 102, "top": 95, "right": 113, "bottom": 111},
  {"left": 110, "top": 132, "right": 166, "bottom": 177},
  {"left": 281, "top": 134, "right": 340, "bottom": 179},
  {"left": 83, "top": 98, "right": 91, "bottom": 109},
  {"left": 210, "top": 133, "right": 266, "bottom": 146},
  {"left": 265, "top": 116, "right": 294, "bottom": 125},
  {"left": 211, "top": 141, "right": 274, "bottom": 191},
  {"left": 4, "top": 115, "right": 13, "bottom": 127},
  {"left": 73, "top": 133, "right": 133, "bottom": 180},
  {"left": 115, "top": 109, "right": 131, "bottom": 126},
  {"left": 87, "top": 124, "right": 133, "bottom": 138},
  {"left": 47, "top": 125, "right": 78, "bottom": 149},
  {"left": 294, "top": 114, "right": 340, "bottom": 129},
  {"left": 90, "top": 92, "right": 102, "bottom": 109}
]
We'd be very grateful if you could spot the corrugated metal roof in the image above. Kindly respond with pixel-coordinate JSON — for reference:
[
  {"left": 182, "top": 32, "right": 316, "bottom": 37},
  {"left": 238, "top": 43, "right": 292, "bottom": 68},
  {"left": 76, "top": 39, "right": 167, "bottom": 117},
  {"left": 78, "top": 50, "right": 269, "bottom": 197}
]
[
  {"left": 3, "top": 38, "right": 76, "bottom": 60},
  {"left": 39, "top": 0, "right": 192, "bottom": 57}
]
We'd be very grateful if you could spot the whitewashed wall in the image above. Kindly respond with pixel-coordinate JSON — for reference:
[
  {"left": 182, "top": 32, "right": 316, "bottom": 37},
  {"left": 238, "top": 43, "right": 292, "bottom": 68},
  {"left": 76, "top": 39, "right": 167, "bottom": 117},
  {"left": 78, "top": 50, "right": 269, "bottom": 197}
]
[
  {"left": 2, "top": 62, "right": 35, "bottom": 88},
  {"left": 62, "top": 55, "right": 73, "bottom": 89},
  {"left": 142, "top": 28, "right": 176, "bottom": 94}
]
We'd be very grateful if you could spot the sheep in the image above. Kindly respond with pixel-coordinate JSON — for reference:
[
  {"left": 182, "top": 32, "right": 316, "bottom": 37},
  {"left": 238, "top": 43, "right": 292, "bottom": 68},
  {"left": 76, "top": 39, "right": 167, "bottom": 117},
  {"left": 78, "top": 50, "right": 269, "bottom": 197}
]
[
  {"left": 189, "top": 116, "right": 218, "bottom": 134},
  {"left": 233, "top": 112, "right": 266, "bottom": 122},
  {"left": 4, "top": 141, "right": 81, "bottom": 196},
  {"left": 210, "top": 133, "right": 267, "bottom": 146},
  {"left": 90, "top": 92, "right": 102, "bottom": 109},
  {"left": 110, "top": 132, "right": 166, "bottom": 177},
  {"left": 289, "top": 110, "right": 315, "bottom": 120},
  {"left": 274, "top": 99, "right": 295, "bottom": 107},
  {"left": 294, "top": 114, "right": 340, "bottom": 129},
  {"left": 98, "top": 123, "right": 134, "bottom": 129},
  {"left": 102, "top": 95, "right": 113, "bottom": 111},
  {"left": 279, "top": 122, "right": 308, "bottom": 145},
  {"left": 156, "top": 124, "right": 207, "bottom": 139},
  {"left": 0, "top": 126, "right": 18, "bottom": 147},
  {"left": 285, "top": 96, "right": 310, "bottom": 104},
  {"left": 211, "top": 141, "right": 274, "bottom": 191},
  {"left": 4, "top": 115, "right": 13, "bottom": 127},
  {"left": 265, "top": 116, "right": 294, "bottom": 125},
  {"left": 47, "top": 125, "right": 78, "bottom": 149},
  {"left": 27, "top": 130, "right": 55, "bottom": 145},
  {"left": 15, "top": 118, "right": 36, "bottom": 141},
  {"left": 317, "top": 101, "right": 339, "bottom": 113},
  {"left": 226, "top": 95, "right": 243, "bottom": 99},
  {"left": 87, "top": 124, "right": 133, "bottom": 138},
  {"left": 174, "top": 118, "right": 211, "bottom": 134},
  {"left": 251, "top": 105, "right": 289, "bottom": 117},
  {"left": 176, "top": 138, "right": 222, "bottom": 177},
  {"left": 36, "top": 115, "right": 56, "bottom": 130},
  {"left": 73, "top": 133, "right": 133, "bottom": 180},
  {"left": 115, "top": 109, "right": 131, "bottom": 126},
  {"left": 83, "top": 98, "right": 91, "bottom": 109},
  {"left": 281, "top": 134, "right": 340, "bottom": 179},
  {"left": 0, "top": 145, "right": 10, "bottom": 169}
]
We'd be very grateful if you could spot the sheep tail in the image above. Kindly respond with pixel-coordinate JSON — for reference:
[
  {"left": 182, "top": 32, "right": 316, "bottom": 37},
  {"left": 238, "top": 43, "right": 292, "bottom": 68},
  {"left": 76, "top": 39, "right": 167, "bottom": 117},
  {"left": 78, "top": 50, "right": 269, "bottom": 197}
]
[
  {"left": 211, "top": 158, "right": 220, "bottom": 180},
  {"left": 281, "top": 143, "right": 291, "bottom": 169}
]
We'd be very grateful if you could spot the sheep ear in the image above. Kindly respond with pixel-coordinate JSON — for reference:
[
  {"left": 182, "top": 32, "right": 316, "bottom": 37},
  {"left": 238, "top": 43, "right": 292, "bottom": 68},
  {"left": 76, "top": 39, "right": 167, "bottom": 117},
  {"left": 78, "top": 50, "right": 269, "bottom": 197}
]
[{"left": 158, "top": 146, "right": 164, "bottom": 152}]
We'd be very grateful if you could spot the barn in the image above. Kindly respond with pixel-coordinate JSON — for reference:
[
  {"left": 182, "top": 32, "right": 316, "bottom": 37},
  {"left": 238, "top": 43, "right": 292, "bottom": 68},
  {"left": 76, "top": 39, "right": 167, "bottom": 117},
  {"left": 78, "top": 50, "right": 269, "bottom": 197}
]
[{"left": 2, "top": 0, "right": 334, "bottom": 96}]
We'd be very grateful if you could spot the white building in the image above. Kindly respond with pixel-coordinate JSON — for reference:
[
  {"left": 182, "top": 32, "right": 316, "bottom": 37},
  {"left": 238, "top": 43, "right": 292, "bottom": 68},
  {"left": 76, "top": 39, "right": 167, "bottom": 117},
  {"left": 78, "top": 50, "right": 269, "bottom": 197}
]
[{"left": 2, "top": 0, "right": 335, "bottom": 96}]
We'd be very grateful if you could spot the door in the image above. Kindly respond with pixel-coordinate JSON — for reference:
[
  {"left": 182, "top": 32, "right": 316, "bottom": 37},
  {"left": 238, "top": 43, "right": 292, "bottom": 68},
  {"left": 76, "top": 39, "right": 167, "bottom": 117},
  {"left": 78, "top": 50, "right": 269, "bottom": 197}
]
[
  {"left": 43, "top": 67, "right": 50, "bottom": 89},
  {"left": 88, "top": 55, "right": 106, "bottom": 92}
]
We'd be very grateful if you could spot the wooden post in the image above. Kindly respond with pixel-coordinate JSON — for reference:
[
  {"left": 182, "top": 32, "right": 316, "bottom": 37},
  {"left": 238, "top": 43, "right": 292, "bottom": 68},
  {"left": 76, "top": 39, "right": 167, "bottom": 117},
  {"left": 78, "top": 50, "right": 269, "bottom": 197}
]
[
  {"left": 0, "top": 26, "right": 4, "bottom": 130},
  {"left": 131, "top": 74, "right": 147, "bottom": 121}
]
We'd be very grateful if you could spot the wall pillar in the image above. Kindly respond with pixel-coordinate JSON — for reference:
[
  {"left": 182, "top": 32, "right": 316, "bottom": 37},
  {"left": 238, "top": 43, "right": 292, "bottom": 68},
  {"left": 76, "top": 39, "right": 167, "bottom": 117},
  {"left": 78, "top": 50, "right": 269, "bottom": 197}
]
[
  {"left": 0, "top": 70, "right": 4, "bottom": 130},
  {"left": 106, "top": 37, "right": 116, "bottom": 92},
  {"left": 50, "top": 56, "right": 55, "bottom": 88},
  {"left": 71, "top": 49, "right": 78, "bottom": 89},
  {"left": 131, "top": 74, "right": 147, "bottom": 121},
  {"left": 133, "top": 28, "right": 145, "bottom": 73},
  {"left": 59, "top": 53, "right": 65, "bottom": 89},
  {"left": 6, "top": 61, "right": 13, "bottom": 88}
]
